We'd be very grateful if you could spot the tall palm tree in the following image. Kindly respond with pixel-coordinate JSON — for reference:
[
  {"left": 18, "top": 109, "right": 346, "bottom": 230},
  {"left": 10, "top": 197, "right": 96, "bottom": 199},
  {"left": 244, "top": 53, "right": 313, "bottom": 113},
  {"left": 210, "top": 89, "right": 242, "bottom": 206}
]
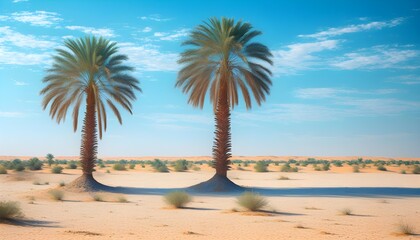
[
  {"left": 176, "top": 17, "right": 272, "bottom": 191},
  {"left": 41, "top": 36, "right": 140, "bottom": 190}
]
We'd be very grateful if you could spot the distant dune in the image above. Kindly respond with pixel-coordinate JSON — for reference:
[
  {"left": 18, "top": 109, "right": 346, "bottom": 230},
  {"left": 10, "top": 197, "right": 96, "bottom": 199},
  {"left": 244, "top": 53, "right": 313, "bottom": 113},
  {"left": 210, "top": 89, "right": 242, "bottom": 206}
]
[{"left": 1, "top": 155, "right": 419, "bottom": 161}]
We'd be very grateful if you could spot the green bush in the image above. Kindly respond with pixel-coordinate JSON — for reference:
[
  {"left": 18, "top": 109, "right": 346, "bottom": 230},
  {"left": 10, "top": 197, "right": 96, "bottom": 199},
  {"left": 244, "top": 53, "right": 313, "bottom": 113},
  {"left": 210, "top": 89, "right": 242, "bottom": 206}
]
[
  {"left": 280, "top": 163, "right": 298, "bottom": 172},
  {"left": 173, "top": 160, "right": 188, "bottom": 172},
  {"left": 164, "top": 191, "right": 191, "bottom": 208},
  {"left": 46, "top": 153, "right": 55, "bottom": 166},
  {"left": 51, "top": 165, "right": 63, "bottom": 174},
  {"left": 412, "top": 165, "right": 420, "bottom": 174},
  {"left": 129, "top": 164, "right": 135, "bottom": 169},
  {"left": 377, "top": 165, "right": 387, "bottom": 171},
  {"left": 237, "top": 192, "right": 268, "bottom": 211},
  {"left": 254, "top": 161, "right": 268, "bottom": 172},
  {"left": 322, "top": 163, "right": 330, "bottom": 171},
  {"left": 152, "top": 159, "right": 169, "bottom": 172},
  {"left": 113, "top": 163, "right": 127, "bottom": 171},
  {"left": 27, "top": 157, "right": 43, "bottom": 170},
  {"left": 0, "top": 165, "right": 7, "bottom": 174},
  {"left": 0, "top": 201, "right": 22, "bottom": 221},
  {"left": 48, "top": 189, "right": 64, "bottom": 201},
  {"left": 67, "top": 162, "right": 77, "bottom": 169},
  {"left": 14, "top": 164, "right": 25, "bottom": 172}
]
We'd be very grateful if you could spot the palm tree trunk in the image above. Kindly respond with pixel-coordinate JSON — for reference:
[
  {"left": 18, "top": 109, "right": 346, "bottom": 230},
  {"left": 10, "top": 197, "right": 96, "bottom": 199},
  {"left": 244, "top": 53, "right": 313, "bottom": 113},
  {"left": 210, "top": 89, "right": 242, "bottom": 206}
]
[
  {"left": 212, "top": 82, "right": 232, "bottom": 177},
  {"left": 80, "top": 87, "right": 98, "bottom": 176}
]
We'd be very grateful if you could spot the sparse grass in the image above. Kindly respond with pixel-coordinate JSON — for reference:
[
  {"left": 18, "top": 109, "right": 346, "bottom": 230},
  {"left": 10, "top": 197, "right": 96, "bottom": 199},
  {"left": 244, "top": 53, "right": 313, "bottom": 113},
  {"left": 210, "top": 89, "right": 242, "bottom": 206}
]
[
  {"left": 173, "top": 160, "right": 188, "bottom": 172},
  {"left": 0, "top": 201, "right": 23, "bottom": 221},
  {"left": 254, "top": 161, "right": 268, "bottom": 172},
  {"left": 413, "top": 165, "right": 420, "bottom": 174},
  {"left": 59, "top": 181, "right": 66, "bottom": 187},
  {"left": 400, "top": 169, "right": 406, "bottom": 174},
  {"left": 92, "top": 194, "right": 104, "bottom": 202},
  {"left": 278, "top": 176, "right": 290, "bottom": 180},
  {"left": 353, "top": 165, "right": 360, "bottom": 173},
  {"left": 51, "top": 165, "right": 63, "bottom": 174},
  {"left": 106, "top": 169, "right": 110, "bottom": 173},
  {"left": 0, "top": 165, "right": 7, "bottom": 174},
  {"left": 192, "top": 166, "right": 201, "bottom": 171},
  {"left": 280, "top": 163, "right": 298, "bottom": 172},
  {"left": 117, "top": 195, "right": 128, "bottom": 203},
  {"left": 338, "top": 208, "right": 353, "bottom": 215},
  {"left": 129, "top": 164, "right": 135, "bottom": 169},
  {"left": 397, "top": 220, "right": 415, "bottom": 235},
  {"left": 164, "top": 191, "right": 192, "bottom": 208},
  {"left": 48, "top": 189, "right": 64, "bottom": 201},
  {"left": 377, "top": 164, "right": 387, "bottom": 171},
  {"left": 236, "top": 192, "right": 268, "bottom": 211},
  {"left": 305, "top": 206, "right": 321, "bottom": 210}
]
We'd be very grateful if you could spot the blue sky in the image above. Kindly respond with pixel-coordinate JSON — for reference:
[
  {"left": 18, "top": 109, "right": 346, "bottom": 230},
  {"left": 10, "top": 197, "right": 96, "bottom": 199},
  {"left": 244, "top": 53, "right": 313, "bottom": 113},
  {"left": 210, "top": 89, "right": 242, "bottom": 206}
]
[{"left": 0, "top": 0, "right": 419, "bottom": 158}]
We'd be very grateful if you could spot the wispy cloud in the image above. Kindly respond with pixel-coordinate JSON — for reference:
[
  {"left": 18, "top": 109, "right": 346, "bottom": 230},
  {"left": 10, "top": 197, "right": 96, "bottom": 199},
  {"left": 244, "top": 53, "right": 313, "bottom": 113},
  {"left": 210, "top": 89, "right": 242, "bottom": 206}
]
[
  {"left": 390, "top": 75, "right": 420, "bottom": 85},
  {"left": 295, "top": 87, "right": 398, "bottom": 99},
  {"left": 140, "top": 14, "right": 172, "bottom": 22},
  {"left": 299, "top": 17, "right": 404, "bottom": 39},
  {"left": 0, "top": 26, "right": 56, "bottom": 49},
  {"left": 0, "top": 111, "right": 24, "bottom": 117},
  {"left": 14, "top": 81, "right": 28, "bottom": 86},
  {"left": 65, "top": 26, "right": 115, "bottom": 37},
  {"left": 0, "top": 46, "right": 51, "bottom": 65},
  {"left": 12, "top": 0, "right": 29, "bottom": 3},
  {"left": 332, "top": 45, "right": 419, "bottom": 70},
  {"left": 0, "top": 11, "right": 62, "bottom": 27},
  {"left": 272, "top": 40, "right": 338, "bottom": 74},
  {"left": 154, "top": 28, "right": 189, "bottom": 41},
  {"left": 142, "top": 26, "right": 152, "bottom": 32},
  {"left": 119, "top": 42, "right": 178, "bottom": 72}
]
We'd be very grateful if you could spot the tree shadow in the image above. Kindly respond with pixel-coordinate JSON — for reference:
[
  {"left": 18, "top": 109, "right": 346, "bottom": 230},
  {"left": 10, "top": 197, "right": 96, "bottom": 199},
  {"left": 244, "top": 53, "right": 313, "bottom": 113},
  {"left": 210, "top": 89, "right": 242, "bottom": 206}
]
[{"left": 2, "top": 219, "right": 61, "bottom": 228}]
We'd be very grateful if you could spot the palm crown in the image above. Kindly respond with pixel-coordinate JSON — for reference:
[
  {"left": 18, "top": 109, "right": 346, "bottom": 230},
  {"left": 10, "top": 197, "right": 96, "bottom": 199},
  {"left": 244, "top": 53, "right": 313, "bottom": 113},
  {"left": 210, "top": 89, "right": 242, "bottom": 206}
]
[
  {"left": 176, "top": 17, "right": 273, "bottom": 110},
  {"left": 41, "top": 36, "right": 141, "bottom": 139}
]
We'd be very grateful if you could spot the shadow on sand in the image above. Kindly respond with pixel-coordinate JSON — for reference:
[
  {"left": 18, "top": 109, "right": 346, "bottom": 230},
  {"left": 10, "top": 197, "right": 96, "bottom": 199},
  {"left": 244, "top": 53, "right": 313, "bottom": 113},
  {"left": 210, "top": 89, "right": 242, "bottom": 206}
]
[{"left": 3, "top": 219, "right": 61, "bottom": 228}]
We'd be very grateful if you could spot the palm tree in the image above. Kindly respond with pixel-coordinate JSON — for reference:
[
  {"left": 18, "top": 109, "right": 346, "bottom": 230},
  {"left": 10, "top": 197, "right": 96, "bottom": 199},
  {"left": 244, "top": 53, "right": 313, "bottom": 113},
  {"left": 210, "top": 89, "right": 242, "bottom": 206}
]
[
  {"left": 176, "top": 17, "right": 272, "bottom": 191},
  {"left": 41, "top": 36, "right": 141, "bottom": 190}
]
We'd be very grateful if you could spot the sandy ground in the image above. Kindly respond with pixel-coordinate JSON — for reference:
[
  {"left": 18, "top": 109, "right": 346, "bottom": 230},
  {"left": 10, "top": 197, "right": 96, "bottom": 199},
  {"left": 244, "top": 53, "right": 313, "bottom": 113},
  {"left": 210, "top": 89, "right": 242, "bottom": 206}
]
[{"left": 0, "top": 165, "right": 419, "bottom": 240}]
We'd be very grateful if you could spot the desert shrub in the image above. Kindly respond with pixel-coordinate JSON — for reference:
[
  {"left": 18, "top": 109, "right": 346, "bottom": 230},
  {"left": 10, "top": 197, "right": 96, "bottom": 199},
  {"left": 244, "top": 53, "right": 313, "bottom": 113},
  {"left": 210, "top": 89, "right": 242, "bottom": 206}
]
[
  {"left": 106, "top": 169, "right": 110, "bottom": 173},
  {"left": 237, "top": 192, "right": 268, "bottom": 211},
  {"left": 412, "top": 165, "right": 420, "bottom": 174},
  {"left": 46, "top": 153, "right": 55, "bottom": 166},
  {"left": 280, "top": 163, "right": 298, "bottom": 172},
  {"left": 48, "top": 189, "right": 64, "bottom": 201},
  {"left": 59, "top": 181, "right": 66, "bottom": 187},
  {"left": 32, "top": 180, "right": 41, "bottom": 185},
  {"left": 129, "top": 164, "right": 135, "bottom": 169},
  {"left": 173, "top": 160, "right": 188, "bottom": 172},
  {"left": 397, "top": 220, "right": 415, "bottom": 235},
  {"left": 192, "top": 166, "right": 201, "bottom": 171},
  {"left": 27, "top": 158, "right": 43, "bottom": 170},
  {"left": 0, "top": 201, "right": 22, "bottom": 221},
  {"left": 152, "top": 159, "right": 169, "bottom": 172},
  {"left": 67, "top": 161, "right": 77, "bottom": 169},
  {"left": 400, "top": 170, "right": 406, "bottom": 174},
  {"left": 333, "top": 161, "right": 343, "bottom": 167},
  {"left": 353, "top": 165, "right": 360, "bottom": 173},
  {"left": 243, "top": 162, "right": 249, "bottom": 167},
  {"left": 51, "top": 165, "right": 63, "bottom": 174},
  {"left": 117, "top": 195, "right": 128, "bottom": 203},
  {"left": 113, "top": 163, "right": 126, "bottom": 171},
  {"left": 314, "top": 165, "right": 322, "bottom": 171},
  {"left": 339, "top": 208, "right": 352, "bottom": 215},
  {"left": 92, "top": 194, "right": 104, "bottom": 202},
  {"left": 14, "top": 164, "right": 25, "bottom": 172},
  {"left": 377, "top": 165, "right": 387, "bottom": 171},
  {"left": 322, "top": 163, "right": 330, "bottom": 171},
  {"left": 164, "top": 191, "right": 191, "bottom": 208},
  {"left": 0, "top": 165, "right": 7, "bottom": 174},
  {"left": 254, "top": 161, "right": 268, "bottom": 172},
  {"left": 278, "top": 176, "right": 289, "bottom": 180}
]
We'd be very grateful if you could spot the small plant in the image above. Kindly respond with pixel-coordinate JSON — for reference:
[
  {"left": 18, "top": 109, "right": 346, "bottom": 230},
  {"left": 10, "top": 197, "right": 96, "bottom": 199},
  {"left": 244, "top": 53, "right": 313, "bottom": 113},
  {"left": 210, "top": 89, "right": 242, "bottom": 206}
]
[
  {"left": 353, "top": 165, "right": 360, "bottom": 173},
  {"left": 106, "top": 169, "right": 110, "bottom": 173},
  {"left": 278, "top": 176, "right": 289, "bottom": 180},
  {"left": 163, "top": 191, "right": 192, "bottom": 208},
  {"left": 339, "top": 208, "right": 353, "bottom": 215},
  {"left": 254, "top": 161, "right": 268, "bottom": 172},
  {"left": 48, "top": 189, "right": 64, "bottom": 201},
  {"left": 412, "top": 165, "right": 420, "bottom": 174},
  {"left": 400, "top": 169, "right": 406, "bottom": 174},
  {"left": 236, "top": 192, "right": 268, "bottom": 211},
  {"left": 32, "top": 180, "right": 41, "bottom": 185},
  {"left": 314, "top": 165, "right": 322, "bottom": 171},
  {"left": 322, "top": 163, "right": 330, "bottom": 171},
  {"left": 192, "top": 166, "right": 201, "bottom": 171},
  {"left": 377, "top": 164, "right": 387, "bottom": 171},
  {"left": 67, "top": 162, "right": 77, "bottom": 169},
  {"left": 27, "top": 157, "right": 43, "bottom": 170},
  {"left": 152, "top": 159, "right": 169, "bottom": 172},
  {"left": 0, "top": 201, "right": 23, "bottom": 221},
  {"left": 59, "top": 181, "right": 66, "bottom": 187},
  {"left": 129, "top": 164, "right": 135, "bottom": 169},
  {"left": 280, "top": 163, "right": 298, "bottom": 172},
  {"left": 92, "top": 194, "right": 104, "bottom": 202},
  {"left": 0, "top": 165, "right": 7, "bottom": 174},
  {"left": 51, "top": 165, "right": 63, "bottom": 174},
  {"left": 173, "top": 160, "right": 188, "bottom": 172},
  {"left": 113, "top": 163, "right": 126, "bottom": 171},
  {"left": 397, "top": 220, "right": 415, "bottom": 235},
  {"left": 117, "top": 195, "right": 128, "bottom": 203}
]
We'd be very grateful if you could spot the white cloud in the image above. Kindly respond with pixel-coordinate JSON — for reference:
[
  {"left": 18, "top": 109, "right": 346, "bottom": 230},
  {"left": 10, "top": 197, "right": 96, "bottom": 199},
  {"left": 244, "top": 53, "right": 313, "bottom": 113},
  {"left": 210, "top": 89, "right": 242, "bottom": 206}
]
[
  {"left": 0, "top": 26, "right": 56, "bottom": 49},
  {"left": 299, "top": 17, "right": 404, "bottom": 39},
  {"left": 295, "top": 88, "right": 398, "bottom": 99},
  {"left": 119, "top": 42, "right": 178, "bottom": 72},
  {"left": 156, "top": 28, "right": 189, "bottom": 41},
  {"left": 65, "top": 26, "right": 115, "bottom": 37},
  {"left": 142, "top": 27, "right": 152, "bottom": 32},
  {"left": 15, "top": 81, "right": 28, "bottom": 86},
  {"left": 140, "top": 14, "right": 172, "bottom": 22},
  {"left": 0, "top": 46, "right": 51, "bottom": 65},
  {"left": 12, "top": 0, "right": 29, "bottom": 2},
  {"left": 142, "top": 113, "right": 212, "bottom": 125},
  {"left": 390, "top": 75, "right": 420, "bottom": 85},
  {"left": 272, "top": 40, "right": 338, "bottom": 74},
  {"left": 0, "top": 11, "right": 62, "bottom": 27},
  {"left": 0, "top": 111, "right": 24, "bottom": 117},
  {"left": 332, "top": 45, "right": 419, "bottom": 70}
]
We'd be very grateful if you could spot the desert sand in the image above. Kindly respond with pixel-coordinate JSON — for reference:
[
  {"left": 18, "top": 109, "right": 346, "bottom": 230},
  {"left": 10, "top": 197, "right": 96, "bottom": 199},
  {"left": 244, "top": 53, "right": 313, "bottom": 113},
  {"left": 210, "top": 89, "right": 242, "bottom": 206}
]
[{"left": 0, "top": 163, "right": 419, "bottom": 240}]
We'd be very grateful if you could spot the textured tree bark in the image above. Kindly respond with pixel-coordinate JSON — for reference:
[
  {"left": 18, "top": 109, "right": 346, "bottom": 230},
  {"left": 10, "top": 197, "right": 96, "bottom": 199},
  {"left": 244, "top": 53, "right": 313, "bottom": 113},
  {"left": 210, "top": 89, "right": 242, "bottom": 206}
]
[
  {"left": 80, "top": 86, "right": 98, "bottom": 176},
  {"left": 212, "top": 81, "right": 231, "bottom": 177}
]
